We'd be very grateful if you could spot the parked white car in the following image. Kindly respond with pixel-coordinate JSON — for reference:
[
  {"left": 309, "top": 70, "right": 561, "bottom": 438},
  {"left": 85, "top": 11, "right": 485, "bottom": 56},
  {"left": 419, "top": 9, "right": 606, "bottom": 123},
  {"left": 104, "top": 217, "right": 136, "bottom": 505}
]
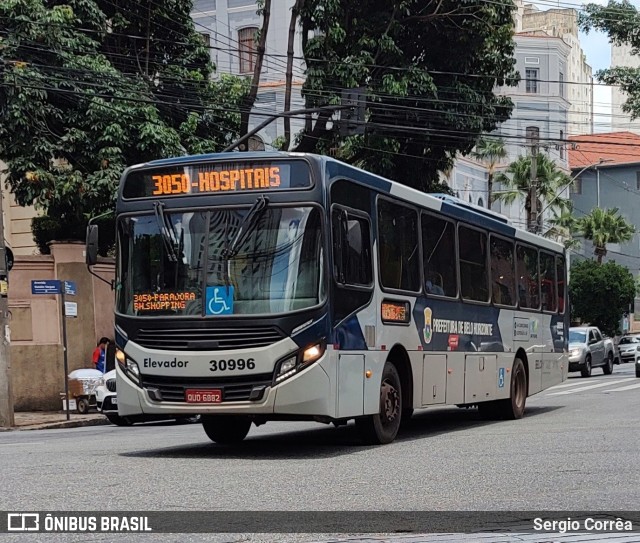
[{"left": 95, "top": 370, "right": 199, "bottom": 426}]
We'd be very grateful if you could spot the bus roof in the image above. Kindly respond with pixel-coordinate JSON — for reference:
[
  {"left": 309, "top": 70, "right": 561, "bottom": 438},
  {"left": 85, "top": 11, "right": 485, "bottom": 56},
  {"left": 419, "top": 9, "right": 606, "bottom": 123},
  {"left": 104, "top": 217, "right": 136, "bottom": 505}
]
[{"left": 132, "top": 151, "right": 565, "bottom": 254}]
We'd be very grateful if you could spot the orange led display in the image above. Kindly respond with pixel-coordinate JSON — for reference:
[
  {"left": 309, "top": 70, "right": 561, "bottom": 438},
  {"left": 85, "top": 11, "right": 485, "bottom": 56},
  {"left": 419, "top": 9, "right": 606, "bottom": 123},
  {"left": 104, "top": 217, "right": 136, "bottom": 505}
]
[
  {"left": 151, "top": 167, "right": 282, "bottom": 196},
  {"left": 381, "top": 301, "right": 410, "bottom": 323},
  {"left": 134, "top": 292, "right": 196, "bottom": 312}
]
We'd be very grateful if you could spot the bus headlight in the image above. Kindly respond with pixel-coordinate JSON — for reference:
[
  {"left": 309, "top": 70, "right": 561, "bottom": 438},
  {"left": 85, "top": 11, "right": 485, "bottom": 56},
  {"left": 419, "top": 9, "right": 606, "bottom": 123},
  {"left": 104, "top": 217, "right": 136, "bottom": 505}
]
[
  {"left": 116, "top": 349, "right": 141, "bottom": 386},
  {"left": 274, "top": 342, "right": 325, "bottom": 384}
]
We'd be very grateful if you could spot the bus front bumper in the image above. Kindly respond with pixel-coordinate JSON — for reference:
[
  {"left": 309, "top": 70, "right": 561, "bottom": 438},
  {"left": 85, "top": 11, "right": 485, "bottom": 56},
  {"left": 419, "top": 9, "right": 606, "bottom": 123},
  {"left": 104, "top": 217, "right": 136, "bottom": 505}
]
[{"left": 115, "top": 357, "right": 335, "bottom": 419}]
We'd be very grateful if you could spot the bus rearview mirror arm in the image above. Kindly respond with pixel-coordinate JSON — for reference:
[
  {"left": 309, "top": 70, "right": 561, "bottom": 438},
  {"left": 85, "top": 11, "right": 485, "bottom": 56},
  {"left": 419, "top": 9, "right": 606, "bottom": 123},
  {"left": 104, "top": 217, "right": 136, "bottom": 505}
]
[{"left": 86, "top": 214, "right": 115, "bottom": 290}]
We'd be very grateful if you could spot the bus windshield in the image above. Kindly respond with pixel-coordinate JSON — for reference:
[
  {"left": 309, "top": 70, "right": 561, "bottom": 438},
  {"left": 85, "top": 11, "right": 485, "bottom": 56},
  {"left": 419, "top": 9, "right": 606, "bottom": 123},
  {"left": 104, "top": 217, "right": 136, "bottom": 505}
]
[{"left": 117, "top": 206, "right": 324, "bottom": 317}]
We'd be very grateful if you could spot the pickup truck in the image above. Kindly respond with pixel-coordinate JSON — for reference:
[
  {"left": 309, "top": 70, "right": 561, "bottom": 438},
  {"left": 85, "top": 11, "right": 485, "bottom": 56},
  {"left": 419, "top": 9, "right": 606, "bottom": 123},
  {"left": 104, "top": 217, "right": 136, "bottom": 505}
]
[{"left": 568, "top": 326, "right": 616, "bottom": 377}]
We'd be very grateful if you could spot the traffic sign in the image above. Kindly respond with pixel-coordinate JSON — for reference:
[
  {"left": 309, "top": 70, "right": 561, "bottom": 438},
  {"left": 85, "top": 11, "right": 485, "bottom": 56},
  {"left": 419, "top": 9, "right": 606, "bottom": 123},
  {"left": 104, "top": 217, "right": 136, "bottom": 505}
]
[
  {"left": 31, "top": 280, "right": 61, "bottom": 295},
  {"left": 63, "top": 281, "right": 77, "bottom": 296}
]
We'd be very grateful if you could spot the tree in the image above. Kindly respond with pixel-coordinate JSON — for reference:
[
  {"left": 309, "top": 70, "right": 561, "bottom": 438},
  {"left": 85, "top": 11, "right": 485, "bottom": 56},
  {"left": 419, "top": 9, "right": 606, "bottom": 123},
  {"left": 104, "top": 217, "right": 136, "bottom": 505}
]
[
  {"left": 470, "top": 136, "right": 507, "bottom": 208},
  {"left": 569, "top": 259, "right": 637, "bottom": 336},
  {"left": 544, "top": 207, "right": 580, "bottom": 249},
  {"left": 493, "top": 153, "right": 573, "bottom": 232},
  {"left": 0, "top": 0, "right": 248, "bottom": 250},
  {"left": 577, "top": 207, "right": 635, "bottom": 264},
  {"left": 239, "top": 0, "right": 272, "bottom": 142},
  {"left": 580, "top": 2, "right": 640, "bottom": 121},
  {"left": 285, "top": 0, "right": 518, "bottom": 191}
]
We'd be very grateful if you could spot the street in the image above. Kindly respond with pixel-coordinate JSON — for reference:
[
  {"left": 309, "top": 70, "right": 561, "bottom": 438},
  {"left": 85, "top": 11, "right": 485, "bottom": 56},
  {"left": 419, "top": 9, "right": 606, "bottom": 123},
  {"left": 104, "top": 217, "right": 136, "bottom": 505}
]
[{"left": 1, "top": 363, "right": 639, "bottom": 543}]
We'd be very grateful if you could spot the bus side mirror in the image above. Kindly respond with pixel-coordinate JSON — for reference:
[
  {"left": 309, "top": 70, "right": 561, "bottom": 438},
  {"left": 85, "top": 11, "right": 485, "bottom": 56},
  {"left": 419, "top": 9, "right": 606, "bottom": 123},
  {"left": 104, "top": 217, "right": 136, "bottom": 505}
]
[{"left": 86, "top": 224, "right": 99, "bottom": 266}]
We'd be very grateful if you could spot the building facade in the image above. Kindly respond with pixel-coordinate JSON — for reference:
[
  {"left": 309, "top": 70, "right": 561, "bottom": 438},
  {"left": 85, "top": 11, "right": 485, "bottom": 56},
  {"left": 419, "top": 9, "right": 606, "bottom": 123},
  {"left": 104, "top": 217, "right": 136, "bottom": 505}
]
[
  {"left": 568, "top": 132, "right": 640, "bottom": 327},
  {"left": 519, "top": 4, "right": 594, "bottom": 137},
  {"left": 611, "top": 43, "right": 640, "bottom": 135},
  {"left": 475, "top": 31, "right": 571, "bottom": 230},
  {"left": 1, "top": 162, "right": 39, "bottom": 256},
  {"left": 192, "top": 0, "right": 305, "bottom": 148}
]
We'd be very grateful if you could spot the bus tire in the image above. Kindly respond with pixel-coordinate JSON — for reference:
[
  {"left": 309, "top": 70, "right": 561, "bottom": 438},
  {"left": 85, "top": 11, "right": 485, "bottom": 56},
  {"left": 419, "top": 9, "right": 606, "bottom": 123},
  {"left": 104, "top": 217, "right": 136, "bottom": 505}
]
[
  {"left": 356, "top": 362, "right": 402, "bottom": 445},
  {"left": 202, "top": 415, "right": 251, "bottom": 444},
  {"left": 105, "top": 413, "right": 133, "bottom": 426},
  {"left": 479, "top": 358, "right": 527, "bottom": 420}
]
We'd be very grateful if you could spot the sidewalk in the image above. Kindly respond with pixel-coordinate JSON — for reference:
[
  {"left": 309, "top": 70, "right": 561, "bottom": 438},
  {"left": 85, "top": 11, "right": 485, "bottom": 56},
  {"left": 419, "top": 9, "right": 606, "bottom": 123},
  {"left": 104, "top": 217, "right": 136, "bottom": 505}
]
[{"left": 0, "top": 411, "right": 110, "bottom": 432}]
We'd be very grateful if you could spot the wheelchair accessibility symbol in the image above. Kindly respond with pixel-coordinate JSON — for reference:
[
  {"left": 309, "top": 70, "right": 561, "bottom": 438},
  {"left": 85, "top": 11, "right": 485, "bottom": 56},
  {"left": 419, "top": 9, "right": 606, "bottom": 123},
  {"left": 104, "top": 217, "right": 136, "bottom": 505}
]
[{"left": 206, "top": 286, "right": 234, "bottom": 315}]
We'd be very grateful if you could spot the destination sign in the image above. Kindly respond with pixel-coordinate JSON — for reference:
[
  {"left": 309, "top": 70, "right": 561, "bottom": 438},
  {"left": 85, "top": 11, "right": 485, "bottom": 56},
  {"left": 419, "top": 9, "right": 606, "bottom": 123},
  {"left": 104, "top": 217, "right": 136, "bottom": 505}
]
[
  {"left": 123, "top": 160, "right": 311, "bottom": 199},
  {"left": 381, "top": 300, "right": 410, "bottom": 324}
]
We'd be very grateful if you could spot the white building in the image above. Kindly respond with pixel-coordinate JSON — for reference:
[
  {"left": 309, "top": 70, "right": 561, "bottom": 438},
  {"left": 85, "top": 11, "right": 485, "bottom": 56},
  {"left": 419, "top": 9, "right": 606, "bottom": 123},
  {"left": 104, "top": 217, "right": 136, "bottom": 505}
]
[
  {"left": 192, "top": 0, "right": 306, "bottom": 149},
  {"left": 611, "top": 43, "right": 640, "bottom": 134},
  {"left": 519, "top": 3, "right": 594, "bottom": 137}
]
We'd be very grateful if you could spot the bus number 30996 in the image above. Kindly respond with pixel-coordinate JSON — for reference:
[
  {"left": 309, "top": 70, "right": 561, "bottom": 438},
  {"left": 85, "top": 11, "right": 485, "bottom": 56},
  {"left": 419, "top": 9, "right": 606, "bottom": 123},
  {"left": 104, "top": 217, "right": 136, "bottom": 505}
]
[{"left": 209, "top": 358, "right": 256, "bottom": 372}]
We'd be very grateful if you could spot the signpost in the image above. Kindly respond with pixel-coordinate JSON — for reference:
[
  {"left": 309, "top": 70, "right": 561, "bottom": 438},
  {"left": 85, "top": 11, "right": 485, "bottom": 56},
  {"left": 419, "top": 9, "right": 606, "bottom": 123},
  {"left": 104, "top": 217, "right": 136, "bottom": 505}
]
[{"left": 31, "top": 279, "right": 77, "bottom": 421}]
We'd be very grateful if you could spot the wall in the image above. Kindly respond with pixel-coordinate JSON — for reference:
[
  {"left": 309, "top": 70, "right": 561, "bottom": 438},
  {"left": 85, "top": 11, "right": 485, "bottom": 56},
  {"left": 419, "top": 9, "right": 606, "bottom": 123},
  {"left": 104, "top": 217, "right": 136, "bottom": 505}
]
[
  {"left": 611, "top": 43, "right": 640, "bottom": 135},
  {"left": 8, "top": 243, "right": 115, "bottom": 410}
]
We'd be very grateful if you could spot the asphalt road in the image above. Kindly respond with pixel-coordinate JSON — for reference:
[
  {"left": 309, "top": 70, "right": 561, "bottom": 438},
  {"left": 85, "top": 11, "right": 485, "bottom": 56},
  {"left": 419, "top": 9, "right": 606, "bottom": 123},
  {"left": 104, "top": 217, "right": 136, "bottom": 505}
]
[{"left": 1, "top": 363, "right": 639, "bottom": 543}]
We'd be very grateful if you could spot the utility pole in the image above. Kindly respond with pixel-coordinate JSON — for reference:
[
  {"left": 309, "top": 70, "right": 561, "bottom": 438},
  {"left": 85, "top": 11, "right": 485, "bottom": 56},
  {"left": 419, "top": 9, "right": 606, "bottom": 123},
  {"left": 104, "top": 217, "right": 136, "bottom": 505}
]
[
  {"left": 0, "top": 188, "right": 14, "bottom": 428},
  {"left": 527, "top": 127, "right": 539, "bottom": 234}
]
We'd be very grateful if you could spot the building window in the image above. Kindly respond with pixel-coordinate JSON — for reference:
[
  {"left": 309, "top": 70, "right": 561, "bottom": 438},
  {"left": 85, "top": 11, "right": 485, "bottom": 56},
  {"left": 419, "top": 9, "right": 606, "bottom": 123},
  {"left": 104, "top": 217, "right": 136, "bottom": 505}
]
[
  {"left": 636, "top": 171, "right": 640, "bottom": 191},
  {"left": 199, "top": 33, "right": 211, "bottom": 48},
  {"left": 524, "top": 57, "right": 540, "bottom": 64},
  {"left": 526, "top": 68, "right": 539, "bottom": 93},
  {"left": 525, "top": 126, "right": 540, "bottom": 146},
  {"left": 478, "top": 197, "right": 484, "bottom": 208},
  {"left": 238, "top": 27, "right": 258, "bottom": 74},
  {"left": 559, "top": 130, "right": 565, "bottom": 159},
  {"left": 572, "top": 178, "right": 582, "bottom": 195},
  {"left": 559, "top": 72, "right": 564, "bottom": 97}
]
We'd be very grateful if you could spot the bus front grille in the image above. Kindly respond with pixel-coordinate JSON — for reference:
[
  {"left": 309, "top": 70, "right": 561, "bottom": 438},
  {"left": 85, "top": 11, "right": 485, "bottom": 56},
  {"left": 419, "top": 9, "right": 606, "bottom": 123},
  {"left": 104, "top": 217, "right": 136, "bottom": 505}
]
[
  {"left": 134, "top": 326, "right": 284, "bottom": 351},
  {"left": 141, "top": 374, "right": 273, "bottom": 403}
]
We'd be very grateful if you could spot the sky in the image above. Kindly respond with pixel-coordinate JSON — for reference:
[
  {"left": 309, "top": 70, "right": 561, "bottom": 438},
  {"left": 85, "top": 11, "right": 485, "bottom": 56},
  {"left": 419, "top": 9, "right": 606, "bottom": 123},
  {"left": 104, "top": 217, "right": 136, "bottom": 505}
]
[{"left": 532, "top": 0, "right": 640, "bottom": 132}]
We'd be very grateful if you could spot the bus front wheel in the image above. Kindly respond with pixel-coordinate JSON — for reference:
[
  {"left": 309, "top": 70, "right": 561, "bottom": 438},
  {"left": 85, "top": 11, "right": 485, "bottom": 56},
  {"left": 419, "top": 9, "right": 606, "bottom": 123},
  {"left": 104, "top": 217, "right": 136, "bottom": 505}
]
[
  {"left": 356, "top": 362, "right": 402, "bottom": 445},
  {"left": 202, "top": 415, "right": 251, "bottom": 444}
]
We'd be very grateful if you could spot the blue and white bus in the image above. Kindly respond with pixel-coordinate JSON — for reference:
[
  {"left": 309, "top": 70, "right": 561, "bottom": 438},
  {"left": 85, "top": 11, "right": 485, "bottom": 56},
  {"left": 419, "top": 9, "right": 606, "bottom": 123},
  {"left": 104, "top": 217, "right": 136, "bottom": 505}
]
[{"left": 87, "top": 152, "right": 568, "bottom": 445}]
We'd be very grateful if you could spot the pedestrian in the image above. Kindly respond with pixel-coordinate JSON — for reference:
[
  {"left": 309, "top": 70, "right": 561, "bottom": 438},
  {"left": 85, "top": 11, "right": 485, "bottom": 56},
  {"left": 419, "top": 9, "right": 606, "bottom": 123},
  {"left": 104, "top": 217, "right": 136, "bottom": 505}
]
[{"left": 92, "top": 337, "right": 110, "bottom": 373}]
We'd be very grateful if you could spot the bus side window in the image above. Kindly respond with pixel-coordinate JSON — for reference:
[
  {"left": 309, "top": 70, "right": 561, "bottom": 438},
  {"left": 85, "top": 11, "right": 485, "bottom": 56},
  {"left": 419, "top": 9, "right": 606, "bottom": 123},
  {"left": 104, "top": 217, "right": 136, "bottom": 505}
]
[
  {"left": 517, "top": 245, "right": 540, "bottom": 309},
  {"left": 556, "top": 256, "right": 566, "bottom": 314},
  {"left": 540, "top": 252, "right": 557, "bottom": 312},
  {"left": 458, "top": 225, "right": 489, "bottom": 302},
  {"left": 421, "top": 213, "right": 457, "bottom": 297},
  {"left": 490, "top": 236, "right": 516, "bottom": 306},
  {"left": 377, "top": 199, "right": 420, "bottom": 292},
  {"left": 331, "top": 207, "right": 372, "bottom": 287}
]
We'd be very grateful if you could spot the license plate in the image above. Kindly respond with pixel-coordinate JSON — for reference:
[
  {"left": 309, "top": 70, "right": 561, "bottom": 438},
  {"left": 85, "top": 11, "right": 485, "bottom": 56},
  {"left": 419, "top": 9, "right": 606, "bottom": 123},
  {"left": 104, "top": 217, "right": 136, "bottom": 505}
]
[
  {"left": 185, "top": 389, "right": 222, "bottom": 403},
  {"left": 112, "top": 397, "right": 117, "bottom": 405}
]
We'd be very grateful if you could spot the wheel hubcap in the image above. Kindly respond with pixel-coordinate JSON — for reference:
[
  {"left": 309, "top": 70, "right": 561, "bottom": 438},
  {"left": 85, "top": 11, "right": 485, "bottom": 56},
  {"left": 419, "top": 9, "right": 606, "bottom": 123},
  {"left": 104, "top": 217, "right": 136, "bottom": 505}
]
[
  {"left": 514, "top": 368, "right": 525, "bottom": 407},
  {"left": 380, "top": 379, "right": 399, "bottom": 424}
]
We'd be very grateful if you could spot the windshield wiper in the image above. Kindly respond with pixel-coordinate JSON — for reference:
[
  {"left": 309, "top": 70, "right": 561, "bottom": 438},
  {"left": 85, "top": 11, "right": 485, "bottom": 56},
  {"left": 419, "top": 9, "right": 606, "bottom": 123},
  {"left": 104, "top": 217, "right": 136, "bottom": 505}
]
[
  {"left": 153, "top": 201, "right": 179, "bottom": 263},
  {"left": 222, "top": 196, "right": 269, "bottom": 259}
]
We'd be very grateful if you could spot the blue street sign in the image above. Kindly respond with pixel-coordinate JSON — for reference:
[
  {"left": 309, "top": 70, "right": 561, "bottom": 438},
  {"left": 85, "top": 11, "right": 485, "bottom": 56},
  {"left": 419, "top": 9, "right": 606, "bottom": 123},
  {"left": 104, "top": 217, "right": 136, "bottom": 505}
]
[
  {"left": 31, "top": 280, "right": 61, "bottom": 295},
  {"left": 64, "top": 281, "right": 77, "bottom": 296}
]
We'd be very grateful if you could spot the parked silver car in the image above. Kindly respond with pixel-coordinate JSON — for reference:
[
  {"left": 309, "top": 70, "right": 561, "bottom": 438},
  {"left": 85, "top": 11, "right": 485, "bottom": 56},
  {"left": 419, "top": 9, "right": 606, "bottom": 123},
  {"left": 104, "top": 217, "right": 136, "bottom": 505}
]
[
  {"left": 568, "top": 326, "right": 615, "bottom": 377},
  {"left": 617, "top": 335, "right": 640, "bottom": 365}
]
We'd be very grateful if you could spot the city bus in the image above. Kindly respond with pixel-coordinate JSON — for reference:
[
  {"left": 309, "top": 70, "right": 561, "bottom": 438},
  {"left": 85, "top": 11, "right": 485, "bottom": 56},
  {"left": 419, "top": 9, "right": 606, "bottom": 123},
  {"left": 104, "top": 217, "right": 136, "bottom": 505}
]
[{"left": 86, "top": 152, "right": 569, "bottom": 445}]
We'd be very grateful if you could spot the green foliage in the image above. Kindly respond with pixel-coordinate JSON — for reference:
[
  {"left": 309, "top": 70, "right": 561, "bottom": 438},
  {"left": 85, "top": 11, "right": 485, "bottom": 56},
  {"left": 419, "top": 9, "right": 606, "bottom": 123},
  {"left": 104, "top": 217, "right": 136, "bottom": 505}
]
[
  {"left": 576, "top": 207, "right": 635, "bottom": 264},
  {"left": 569, "top": 259, "right": 637, "bottom": 336},
  {"left": 294, "top": 0, "right": 519, "bottom": 191},
  {"left": 0, "top": 0, "right": 248, "bottom": 246},
  {"left": 493, "top": 153, "right": 573, "bottom": 232},
  {"left": 580, "top": 2, "right": 640, "bottom": 119}
]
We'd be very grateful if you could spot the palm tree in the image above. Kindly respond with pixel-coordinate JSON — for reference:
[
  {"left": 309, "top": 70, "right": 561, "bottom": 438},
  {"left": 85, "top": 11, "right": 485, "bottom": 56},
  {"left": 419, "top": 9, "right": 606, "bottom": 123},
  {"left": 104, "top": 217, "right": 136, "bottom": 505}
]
[
  {"left": 471, "top": 136, "right": 507, "bottom": 208},
  {"left": 577, "top": 207, "right": 635, "bottom": 264},
  {"left": 544, "top": 207, "right": 580, "bottom": 249},
  {"left": 493, "top": 153, "right": 573, "bottom": 233}
]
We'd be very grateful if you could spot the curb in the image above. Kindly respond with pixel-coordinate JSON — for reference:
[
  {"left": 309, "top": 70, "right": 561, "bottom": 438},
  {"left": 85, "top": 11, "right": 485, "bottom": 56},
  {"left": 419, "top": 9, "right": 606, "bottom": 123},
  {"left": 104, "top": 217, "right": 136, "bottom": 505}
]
[{"left": 0, "top": 417, "right": 111, "bottom": 432}]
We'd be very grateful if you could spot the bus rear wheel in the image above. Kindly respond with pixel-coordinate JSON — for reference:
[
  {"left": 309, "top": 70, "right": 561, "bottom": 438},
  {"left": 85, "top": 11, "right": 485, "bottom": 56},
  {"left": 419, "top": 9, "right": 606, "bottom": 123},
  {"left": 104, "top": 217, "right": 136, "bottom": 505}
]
[
  {"left": 202, "top": 415, "right": 251, "bottom": 444},
  {"left": 479, "top": 358, "right": 527, "bottom": 420},
  {"left": 356, "top": 362, "right": 402, "bottom": 445}
]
